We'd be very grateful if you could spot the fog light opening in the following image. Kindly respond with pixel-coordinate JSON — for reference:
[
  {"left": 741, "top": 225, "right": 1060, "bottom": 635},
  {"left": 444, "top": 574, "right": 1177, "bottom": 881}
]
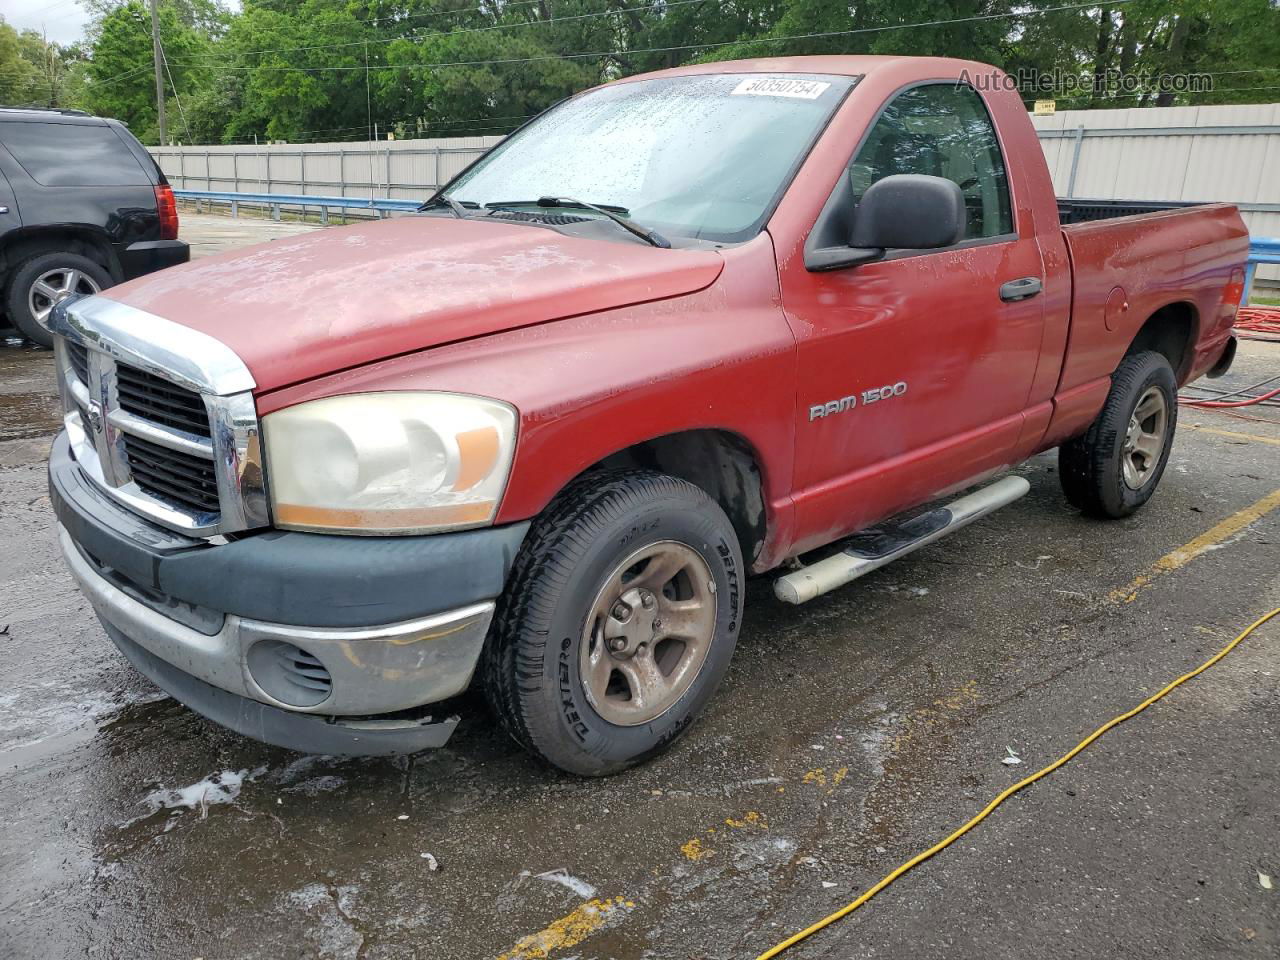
[{"left": 246, "top": 639, "right": 333, "bottom": 707}]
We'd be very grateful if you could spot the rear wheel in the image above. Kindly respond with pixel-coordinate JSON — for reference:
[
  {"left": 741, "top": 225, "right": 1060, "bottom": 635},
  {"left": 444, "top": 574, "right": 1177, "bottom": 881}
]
[
  {"left": 5, "top": 252, "right": 111, "bottom": 347},
  {"left": 1059, "top": 350, "right": 1178, "bottom": 518},
  {"left": 482, "top": 470, "right": 744, "bottom": 776}
]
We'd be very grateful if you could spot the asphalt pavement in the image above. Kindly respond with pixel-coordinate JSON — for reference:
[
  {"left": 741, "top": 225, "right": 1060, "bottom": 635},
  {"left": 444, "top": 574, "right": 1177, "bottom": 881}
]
[{"left": 0, "top": 215, "right": 1277, "bottom": 960}]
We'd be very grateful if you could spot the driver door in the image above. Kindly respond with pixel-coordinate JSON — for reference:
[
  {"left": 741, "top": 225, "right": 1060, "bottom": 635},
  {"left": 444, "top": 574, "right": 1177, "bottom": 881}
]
[{"left": 780, "top": 81, "right": 1046, "bottom": 552}]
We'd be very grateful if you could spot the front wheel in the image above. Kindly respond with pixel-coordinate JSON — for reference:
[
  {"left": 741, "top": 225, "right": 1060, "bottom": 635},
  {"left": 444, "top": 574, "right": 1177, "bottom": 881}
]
[
  {"left": 1059, "top": 350, "right": 1178, "bottom": 518},
  {"left": 482, "top": 470, "right": 744, "bottom": 776}
]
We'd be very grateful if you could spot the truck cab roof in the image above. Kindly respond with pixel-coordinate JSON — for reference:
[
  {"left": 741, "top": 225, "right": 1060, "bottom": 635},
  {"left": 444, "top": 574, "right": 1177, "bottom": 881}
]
[{"left": 620, "top": 53, "right": 1006, "bottom": 84}]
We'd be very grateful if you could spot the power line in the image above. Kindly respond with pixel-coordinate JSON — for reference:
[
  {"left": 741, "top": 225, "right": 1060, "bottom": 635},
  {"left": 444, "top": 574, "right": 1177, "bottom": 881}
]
[
  {"left": 164, "top": 0, "right": 1140, "bottom": 73},
  {"left": 171, "top": 0, "right": 713, "bottom": 62},
  {"left": 160, "top": 39, "right": 193, "bottom": 144},
  {"left": 359, "top": 0, "right": 547, "bottom": 28}
]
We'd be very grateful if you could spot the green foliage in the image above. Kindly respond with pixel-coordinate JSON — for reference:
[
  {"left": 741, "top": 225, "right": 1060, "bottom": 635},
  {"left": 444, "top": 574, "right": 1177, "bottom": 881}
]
[
  {"left": 54, "top": 0, "right": 1280, "bottom": 145},
  {"left": 1, "top": 19, "right": 40, "bottom": 105},
  {"left": 17, "top": 29, "right": 87, "bottom": 109},
  {"left": 79, "top": 1, "right": 213, "bottom": 141}
]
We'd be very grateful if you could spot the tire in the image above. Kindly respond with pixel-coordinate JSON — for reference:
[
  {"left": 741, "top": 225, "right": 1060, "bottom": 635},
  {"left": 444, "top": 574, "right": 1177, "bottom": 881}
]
[
  {"left": 4, "top": 252, "right": 112, "bottom": 347},
  {"left": 1059, "top": 350, "right": 1178, "bottom": 519},
  {"left": 482, "top": 469, "right": 745, "bottom": 776}
]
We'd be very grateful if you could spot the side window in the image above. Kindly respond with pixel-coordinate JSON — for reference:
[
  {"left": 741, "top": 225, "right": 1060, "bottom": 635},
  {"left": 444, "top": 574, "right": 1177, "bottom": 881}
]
[
  {"left": 0, "top": 121, "right": 150, "bottom": 188},
  {"left": 849, "top": 83, "right": 1013, "bottom": 240}
]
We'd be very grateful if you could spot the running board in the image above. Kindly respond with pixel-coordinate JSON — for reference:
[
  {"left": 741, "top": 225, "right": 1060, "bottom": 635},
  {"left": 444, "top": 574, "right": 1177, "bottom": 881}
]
[{"left": 774, "top": 476, "right": 1031, "bottom": 605}]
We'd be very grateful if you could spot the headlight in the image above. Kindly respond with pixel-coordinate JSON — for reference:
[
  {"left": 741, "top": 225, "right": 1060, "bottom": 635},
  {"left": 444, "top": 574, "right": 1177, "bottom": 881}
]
[{"left": 262, "top": 392, "right": 517, "bottom": 535}]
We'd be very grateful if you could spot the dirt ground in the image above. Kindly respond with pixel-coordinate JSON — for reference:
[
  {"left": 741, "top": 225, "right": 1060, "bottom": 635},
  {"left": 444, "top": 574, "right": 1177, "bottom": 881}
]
[{"left": 1, "top": 215, "right": 1277, "bottom": 960}]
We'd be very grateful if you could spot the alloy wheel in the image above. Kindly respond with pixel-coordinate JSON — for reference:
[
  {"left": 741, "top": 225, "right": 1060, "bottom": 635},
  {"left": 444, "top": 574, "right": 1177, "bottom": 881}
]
[
  {"left": 28, "top": 267, "right": 101, "bottom": 331},
  {"left": 1121, "top": 386, "right": 1168, "bottom": 489},
  {"left": 580, "top": 540, "right": 717, "bottom": 726}
]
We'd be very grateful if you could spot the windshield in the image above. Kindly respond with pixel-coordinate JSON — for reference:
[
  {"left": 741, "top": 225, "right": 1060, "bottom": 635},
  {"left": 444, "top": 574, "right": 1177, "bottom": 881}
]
[{"left": 443, "top": 73, "right": 856, "bottom": 243}]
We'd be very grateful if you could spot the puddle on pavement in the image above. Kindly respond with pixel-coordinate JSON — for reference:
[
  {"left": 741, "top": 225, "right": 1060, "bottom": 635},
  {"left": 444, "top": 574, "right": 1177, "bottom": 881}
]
[{"left": 0, "top": 335, "right": 61, "bottom": 440}]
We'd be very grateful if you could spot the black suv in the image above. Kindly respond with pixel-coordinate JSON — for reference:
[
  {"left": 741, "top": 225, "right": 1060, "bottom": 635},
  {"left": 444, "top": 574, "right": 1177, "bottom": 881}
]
[{"left": 0, "top": 107, "right": 189, "bottom": 347}]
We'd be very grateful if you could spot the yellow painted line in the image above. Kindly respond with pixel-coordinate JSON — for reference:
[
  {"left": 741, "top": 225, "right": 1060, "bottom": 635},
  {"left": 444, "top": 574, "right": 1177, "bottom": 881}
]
[
  {"left": 1110, "top": 488, "right": 1280, "bottom": 603},
  {"left": 496, "top": 896, "right": 633, "bottom": 960},
  {"left": 1186, "top": 425, "right": 1280, "bottom": 447}
]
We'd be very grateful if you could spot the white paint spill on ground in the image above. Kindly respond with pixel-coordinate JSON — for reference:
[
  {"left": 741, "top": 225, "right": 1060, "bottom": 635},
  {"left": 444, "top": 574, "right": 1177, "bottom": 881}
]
[
  {"left": 534, "top": 869, "right": 598, "bottom": 898},
  {"left": 133, "top": 766, "right": 267, "bottom": 822}
]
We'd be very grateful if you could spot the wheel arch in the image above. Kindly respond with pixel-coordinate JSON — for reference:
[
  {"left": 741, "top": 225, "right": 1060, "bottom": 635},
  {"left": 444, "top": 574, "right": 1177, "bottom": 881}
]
[
  {"left": 1124, "top": 300, "right": 1198, "bottom": 383},
  {"left": 0, "top": 226, "right": 120, "bottom": 289},
  {"left": 579, "top": 428, "right": 770, "bottom": 571}
]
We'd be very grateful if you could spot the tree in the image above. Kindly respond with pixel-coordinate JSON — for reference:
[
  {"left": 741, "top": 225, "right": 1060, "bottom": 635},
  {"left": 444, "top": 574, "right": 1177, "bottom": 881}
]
[
  {"left": 58, "top": 0, "right": 1280, "bottom": 144},
  {"left": 0, "top": 18, "right": 40, "bottom": 105},
  {"left": 79, "top": 1, "right": 213, "bottom": 142},
  {"left": 17, "top": 30, "right": 85, "bottom": 108},
  {"left": 378, "top": 30, "right": 593, "bottom": 138}
]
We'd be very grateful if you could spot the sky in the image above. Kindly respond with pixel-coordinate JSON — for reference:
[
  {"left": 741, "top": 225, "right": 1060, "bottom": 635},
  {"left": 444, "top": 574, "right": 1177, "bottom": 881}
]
[
  {"left": 4, "top": 0, "right": 242, "bottom": 47},
  {"left": 5, "top": 0, "right": 92, "bottom": 45}
]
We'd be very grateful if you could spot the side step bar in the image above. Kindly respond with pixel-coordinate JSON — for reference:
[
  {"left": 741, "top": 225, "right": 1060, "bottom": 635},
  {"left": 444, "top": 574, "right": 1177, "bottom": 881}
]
[{"left": 774, "top": 475, "right": 1031, "bottom": 605}]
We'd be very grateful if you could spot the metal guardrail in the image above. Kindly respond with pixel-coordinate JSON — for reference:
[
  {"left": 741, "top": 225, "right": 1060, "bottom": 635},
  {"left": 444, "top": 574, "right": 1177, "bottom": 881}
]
[
  {"left": 174, "top": 189, "right": 421, "bottom": 223},
  {"left": 1245, "top": 236, "right": 1280, "bottom": 303}
]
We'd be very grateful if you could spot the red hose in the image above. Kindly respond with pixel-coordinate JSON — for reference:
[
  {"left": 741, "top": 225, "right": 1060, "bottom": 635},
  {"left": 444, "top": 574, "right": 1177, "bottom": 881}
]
[
  {"left": 1179, "top": 386, "right": 1280, "bottom": 408},
  {"left": 1235, "top": 306, "right": 1280, "bottom": 339},
  {"left": 1177, "top": 306, "right": 1280, "bottom": 408}
]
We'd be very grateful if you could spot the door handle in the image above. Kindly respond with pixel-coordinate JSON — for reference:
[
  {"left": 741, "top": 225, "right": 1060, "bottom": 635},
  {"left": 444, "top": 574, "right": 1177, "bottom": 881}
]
[
  {"left": 998, "top": 276, "right": 1039, "bottom": 302},
  {"left": 999, "top": 276, "right": 1042, "bottom": 302},
  {"left": 0, "top": 206, "right": 8, "bottom": 214}
]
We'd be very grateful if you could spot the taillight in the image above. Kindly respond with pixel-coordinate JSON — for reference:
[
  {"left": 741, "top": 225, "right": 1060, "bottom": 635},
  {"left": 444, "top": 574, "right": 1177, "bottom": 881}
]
[
  {"left": 154, "top": 183, "right": 179, "bottom": 240},
  {"left": 1223, "top": 266, "right": 1245, "bottom": 308}
]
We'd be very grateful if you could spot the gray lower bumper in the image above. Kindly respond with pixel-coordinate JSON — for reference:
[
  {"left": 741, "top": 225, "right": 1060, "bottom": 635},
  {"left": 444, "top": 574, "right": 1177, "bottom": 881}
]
[
  {"left": 103, "top": 622, "right": 460, "bottom": 756},
  {"left": 59, "top": 524, "right": 495, "bottom": 754}
]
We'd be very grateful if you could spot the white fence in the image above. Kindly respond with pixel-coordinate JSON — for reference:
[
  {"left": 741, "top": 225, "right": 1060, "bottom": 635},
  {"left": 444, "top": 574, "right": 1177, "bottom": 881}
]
[
  {"left": 151, "top": 135, "right": 503, "bottom": 202},
  {"left": 1034, "top": 102, "right": 1280, "bottom": 282},
  {"left": 150, "top": 102, "right": 1280, "bottom": 282}
]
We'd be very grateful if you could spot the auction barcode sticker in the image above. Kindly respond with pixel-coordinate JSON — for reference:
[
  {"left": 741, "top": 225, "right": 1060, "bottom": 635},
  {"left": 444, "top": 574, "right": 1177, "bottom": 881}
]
[{"left": 731, "top": 77, "right": 831, "bottom": 99}]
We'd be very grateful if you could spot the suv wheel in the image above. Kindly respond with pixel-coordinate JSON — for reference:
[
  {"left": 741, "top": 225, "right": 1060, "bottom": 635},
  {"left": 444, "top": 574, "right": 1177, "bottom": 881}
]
[
  {"left": 5, "top": 252, "right": 112, "bottom": 347},
  {"left": 1059, "top": 350, "right": 1179, "bottom": 518},
  {"left": 482, "top": 470, "right": 744, "bottom": 776}
]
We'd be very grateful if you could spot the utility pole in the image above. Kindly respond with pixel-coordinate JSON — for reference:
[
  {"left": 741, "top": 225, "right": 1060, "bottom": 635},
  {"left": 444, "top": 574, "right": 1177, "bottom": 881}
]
[{"left": 148, "top": 0, "right": 166, "bottom": 145}]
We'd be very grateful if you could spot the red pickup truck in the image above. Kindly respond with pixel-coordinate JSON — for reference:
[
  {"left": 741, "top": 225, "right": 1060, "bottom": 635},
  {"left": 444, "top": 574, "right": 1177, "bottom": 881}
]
[{"left": 48, "top": 56, "right": 1247, "bottom": 775}]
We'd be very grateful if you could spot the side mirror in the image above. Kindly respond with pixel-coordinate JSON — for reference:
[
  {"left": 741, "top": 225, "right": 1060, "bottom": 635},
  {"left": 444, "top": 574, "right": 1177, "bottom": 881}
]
[
  {"left": 850, "top": 174, "right": 966, "bottom": 250},
  {"left": 805, "top": 173, "right": 966, "bottom": 272}
]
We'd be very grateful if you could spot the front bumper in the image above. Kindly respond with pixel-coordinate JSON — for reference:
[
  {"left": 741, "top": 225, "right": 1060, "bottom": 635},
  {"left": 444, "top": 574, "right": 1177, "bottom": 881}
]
[{"left": 50, "top": 432, "right": 529, "bottom": 755}]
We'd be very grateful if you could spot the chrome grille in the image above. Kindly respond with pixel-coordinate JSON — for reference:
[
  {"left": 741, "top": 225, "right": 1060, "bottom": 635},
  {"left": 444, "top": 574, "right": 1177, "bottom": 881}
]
[
  {"left": 116, "top": 365, "right": 212, "bottom": 438},
  {"left": 51, "top": 296, "right": 268, "bottom": 537},
  {"left": 68, "top": 341, "right": 90, "bottom": 384},
  {"left": 121, "top": 433, "right": 222, "bottom": 514}
]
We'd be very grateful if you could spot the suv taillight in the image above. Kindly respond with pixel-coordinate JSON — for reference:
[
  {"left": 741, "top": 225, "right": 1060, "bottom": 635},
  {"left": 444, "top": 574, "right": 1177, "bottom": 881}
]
[{"left": 154, "top": 183, "right": 179, "bottom": 240}]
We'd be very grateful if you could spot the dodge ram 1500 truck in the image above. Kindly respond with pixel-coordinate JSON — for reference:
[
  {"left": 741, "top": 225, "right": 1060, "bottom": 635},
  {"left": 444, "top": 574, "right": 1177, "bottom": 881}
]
[{"left": 48, "top": 56, "right": 1247, "bottom": 775}]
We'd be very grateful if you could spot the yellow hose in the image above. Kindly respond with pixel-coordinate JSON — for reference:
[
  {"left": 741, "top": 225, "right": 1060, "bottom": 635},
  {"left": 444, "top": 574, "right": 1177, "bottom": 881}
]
[{"left": 756, "top": 605, "right": 1280, "bottom": 960}]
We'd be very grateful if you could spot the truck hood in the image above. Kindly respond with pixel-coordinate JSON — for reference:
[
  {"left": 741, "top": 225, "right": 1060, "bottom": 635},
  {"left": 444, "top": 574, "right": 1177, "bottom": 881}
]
[{"left": 104, "top": 216, "right": 725, "bottom": 392}]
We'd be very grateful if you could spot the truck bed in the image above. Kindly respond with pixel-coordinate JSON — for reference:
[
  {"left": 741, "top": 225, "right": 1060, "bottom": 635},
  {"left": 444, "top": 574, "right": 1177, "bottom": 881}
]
[
  {"left": 1057, "top": 197, "right": 1201, "bottom": 225},
  {"left": 1057, "top": 202, "right": 1248, "bottom": 398}
]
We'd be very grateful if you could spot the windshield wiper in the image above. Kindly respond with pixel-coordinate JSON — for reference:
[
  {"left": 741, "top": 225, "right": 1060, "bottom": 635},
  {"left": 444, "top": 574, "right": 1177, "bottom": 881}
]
[
  {"left": 419, "top": 195, "right": 476, "bottom": 218},
  {"left": 485, "top": 196, "right": 671, "bottom": 249}
]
